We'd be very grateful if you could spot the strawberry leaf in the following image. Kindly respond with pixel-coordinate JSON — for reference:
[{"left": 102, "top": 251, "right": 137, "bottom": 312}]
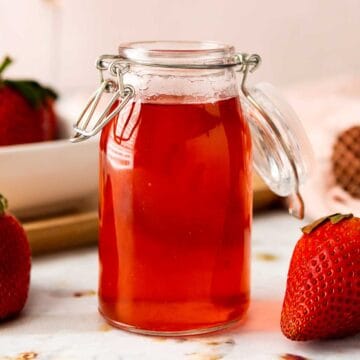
[
  {"left": 302, "top": 215, "right": 330, "bottom": 234},
  {"left": 0, "top": 56, "right": 58, "bottom": 107},
  {"left": 301, "top": 213, "right": 354, "bottom": 234},
  {"left": 4, "top": 79, "right": 58, "bottom": 108},
  {"left": 329, "top": 213, "right": 353, "bottom": 224}
]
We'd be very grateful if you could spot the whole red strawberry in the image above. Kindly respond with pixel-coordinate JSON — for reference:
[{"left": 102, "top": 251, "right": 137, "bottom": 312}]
[
  {"left": 0, "top": 56, "right": 58, "bottom": 146},
  {"left": 0, "top": 194, "right": 31, "bottom": 320},
  {"left": 281, "top": 213, "right": 360, "bottom": 341}
]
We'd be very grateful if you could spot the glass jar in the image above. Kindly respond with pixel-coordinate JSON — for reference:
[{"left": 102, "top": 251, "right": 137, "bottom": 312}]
[{"left": 72, "top": 41, "right": 313, "bottom": 336}]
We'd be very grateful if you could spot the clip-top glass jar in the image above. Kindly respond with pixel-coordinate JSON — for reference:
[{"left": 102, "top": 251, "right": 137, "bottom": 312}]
[{"left": 72, "top": 41, "right": 313, "bottom": 336}]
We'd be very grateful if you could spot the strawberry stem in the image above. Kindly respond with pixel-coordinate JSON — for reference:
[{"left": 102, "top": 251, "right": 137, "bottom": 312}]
[
  {"left": 0, "top": 56, "right": 12, "bottom": 77},
  {"left": 0, "top": 194, "right": 8, "bottom": 215}
]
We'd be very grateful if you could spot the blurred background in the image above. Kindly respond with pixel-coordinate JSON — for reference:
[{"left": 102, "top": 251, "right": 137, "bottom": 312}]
[
  {"left": 1, "top": 0, "right": 359, "bottom": 253},
  {"left": 1, "top": 0, "right": 360, "bottom": 91}
]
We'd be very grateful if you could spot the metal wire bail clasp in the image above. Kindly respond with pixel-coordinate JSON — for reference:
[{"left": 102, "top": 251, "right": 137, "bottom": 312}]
[{"left": 71, "top": 55, "right": 135, "bottom": 143}]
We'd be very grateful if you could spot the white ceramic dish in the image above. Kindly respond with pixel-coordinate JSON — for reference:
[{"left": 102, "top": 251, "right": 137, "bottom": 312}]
[{"left": 0, "top": 93, "right": 99, "bottom": 218}]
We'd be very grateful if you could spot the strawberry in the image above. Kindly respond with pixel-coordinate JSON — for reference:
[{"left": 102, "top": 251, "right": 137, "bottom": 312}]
[
  {"left": 281, "top": 213, "right": 360, "bottom": 341},
  {"left": 0, "top": 56, "right": 58, "bottom": 146},
  {"left": 0, "top": 194, "right": 31, "bottom": 320}
]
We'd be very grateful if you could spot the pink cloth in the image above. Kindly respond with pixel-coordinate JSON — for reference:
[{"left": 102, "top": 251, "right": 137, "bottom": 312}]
[{"left": 285, "top": 76, "right": 360, "bottom": 219}]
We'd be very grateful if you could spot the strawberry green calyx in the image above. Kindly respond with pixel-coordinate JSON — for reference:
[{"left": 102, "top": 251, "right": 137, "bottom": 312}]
[
  {"left": 4, "top": 80, "right": 58, "bottom": 108},
  {"left": 301, "top": 213, "right": 354, "bottom": 234},
  {"left": 0, "top": 194, "right": 8, "bottom": 216},
  {"left": 0, "top": 56, "right": 58, "bottom": 108}
]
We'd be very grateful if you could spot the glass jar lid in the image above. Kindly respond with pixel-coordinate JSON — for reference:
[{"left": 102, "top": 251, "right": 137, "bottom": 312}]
[{"left": 241, "top": 82, "right": 314, "bottom": 218}]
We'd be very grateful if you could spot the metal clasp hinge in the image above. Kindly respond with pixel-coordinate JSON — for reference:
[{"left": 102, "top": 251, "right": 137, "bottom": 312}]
[{"left": 70, "top": 56, "right": 135, "bottom": 143}]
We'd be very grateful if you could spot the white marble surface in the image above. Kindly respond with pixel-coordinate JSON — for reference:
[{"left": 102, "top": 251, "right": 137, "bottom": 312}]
[{"left": 0, "top": 211, "right": 359, "bottom": 359}]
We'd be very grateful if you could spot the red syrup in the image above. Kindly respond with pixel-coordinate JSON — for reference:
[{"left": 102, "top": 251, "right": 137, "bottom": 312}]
[{"left": 98, "top": 96, "right": 252, "bottom": 333}]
